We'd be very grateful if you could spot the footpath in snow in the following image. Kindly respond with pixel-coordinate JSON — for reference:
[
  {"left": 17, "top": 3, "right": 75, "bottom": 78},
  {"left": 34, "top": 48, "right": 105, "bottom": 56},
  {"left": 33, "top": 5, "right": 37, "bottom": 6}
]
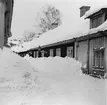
[{"left": 0, "top": 48, "right": 106, "bottom": 105}]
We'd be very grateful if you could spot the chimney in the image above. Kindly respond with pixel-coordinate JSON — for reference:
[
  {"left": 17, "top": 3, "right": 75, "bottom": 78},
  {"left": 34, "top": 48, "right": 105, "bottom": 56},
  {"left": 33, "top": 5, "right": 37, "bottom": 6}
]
[{"left": 80, "top": 6, "right": 90, "bottom": 17}]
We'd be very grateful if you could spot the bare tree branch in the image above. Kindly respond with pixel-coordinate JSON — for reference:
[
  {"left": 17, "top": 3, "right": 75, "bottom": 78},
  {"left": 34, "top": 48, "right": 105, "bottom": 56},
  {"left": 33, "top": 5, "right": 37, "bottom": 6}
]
[{"left": 35, "top": 4, "right": 62, "bottom": 34}]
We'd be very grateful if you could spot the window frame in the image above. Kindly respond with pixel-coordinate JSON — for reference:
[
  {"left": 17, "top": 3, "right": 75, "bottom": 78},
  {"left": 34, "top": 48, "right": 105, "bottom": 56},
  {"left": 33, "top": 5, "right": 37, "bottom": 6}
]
[
  {"left": 50, "top": 49, "right": 54, "bottom": 57},
  {"left": 41, "top": 50, "right": 45, "bottom": 57},
  {"left": 67, "top": 46, "right": 73, "bottom": 58},
  {"left": 93, "top": 47, "right": 105, "bottom": 70},
  {"left": 56, "top": 48, "right": 61, "bottom": 57},
  {"left": 90, "top": 13, "right": 105, "bottom": 29}
]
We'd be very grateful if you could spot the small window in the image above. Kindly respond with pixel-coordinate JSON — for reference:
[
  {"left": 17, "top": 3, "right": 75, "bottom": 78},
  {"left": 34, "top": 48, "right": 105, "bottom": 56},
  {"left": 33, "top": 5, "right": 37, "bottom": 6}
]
[
  {"left": 93, "top": 48, "right": 104, "bottom": 69},
  {"left": 56, "top": 48, "right": 61, "bottom": 56},
  {"left": 41, "top": 50, "right": 45, "bottom": 57},
  {"left": 50, "top": 49, "right": 54, "bottom": 57},
  {"left": 91, "top": 13, "right": 105, "bottom": 29},
  {"left": 67, "top": 46, "right": 73, "bottom": 58}
]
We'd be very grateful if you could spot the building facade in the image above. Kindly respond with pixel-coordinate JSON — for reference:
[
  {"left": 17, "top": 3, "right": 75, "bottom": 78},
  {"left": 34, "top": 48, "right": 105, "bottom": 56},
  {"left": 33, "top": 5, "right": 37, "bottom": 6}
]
[
  {"left": 17, "top": 6, "right": 107, "bottom": 77},
  {"left": 77, "top": 7, "right": 107, "bottom": 76},
  {"left": 0, "top": 0, "right": 14, "bottom": 48}
]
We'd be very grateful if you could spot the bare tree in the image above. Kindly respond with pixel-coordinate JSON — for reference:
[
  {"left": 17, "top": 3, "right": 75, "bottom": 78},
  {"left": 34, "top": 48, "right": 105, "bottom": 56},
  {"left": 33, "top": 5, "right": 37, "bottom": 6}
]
[
  {"left": 22, "top": 31, "right": 36, "bottom": 42},
  {"left": 36, "top": 4, "right": 62, "bottom": 33}
]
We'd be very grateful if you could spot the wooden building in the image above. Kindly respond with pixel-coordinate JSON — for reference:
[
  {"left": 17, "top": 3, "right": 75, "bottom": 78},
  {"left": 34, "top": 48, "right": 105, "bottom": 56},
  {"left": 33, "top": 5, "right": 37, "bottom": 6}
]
[
  {"left": 16, "top": 6, "right": 107, "bottom": 77},
  {"left": 76, "top": 7, "right": 107, "bottom": 77},
  {"left": 0, "top": 0, "right": 14, "bottom": 48},
  {"left": 20, "top": 38, "right": 75, "bottom": 58}
]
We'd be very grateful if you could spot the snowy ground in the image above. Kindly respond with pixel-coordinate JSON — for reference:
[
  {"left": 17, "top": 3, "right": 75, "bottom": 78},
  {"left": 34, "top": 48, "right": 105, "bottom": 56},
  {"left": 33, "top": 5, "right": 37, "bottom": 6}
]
[{"left": 0, "top": 48, "right": 106, "bottom": 105}]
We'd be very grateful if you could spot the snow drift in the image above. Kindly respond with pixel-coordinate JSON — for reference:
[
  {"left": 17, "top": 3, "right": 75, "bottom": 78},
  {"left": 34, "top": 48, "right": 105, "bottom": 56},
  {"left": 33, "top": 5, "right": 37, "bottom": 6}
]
[
  {"left": 24, "top": 55, "right": 106, "bottom": 105},
  {"left": 0, "top": 50, "right": 106, "bottom": 105},
  {"left": 24, "top": 55, "right": 82, "bottom": 74},
  {"left": 0, "top": 48, "right": 37, "bottom": 89}
]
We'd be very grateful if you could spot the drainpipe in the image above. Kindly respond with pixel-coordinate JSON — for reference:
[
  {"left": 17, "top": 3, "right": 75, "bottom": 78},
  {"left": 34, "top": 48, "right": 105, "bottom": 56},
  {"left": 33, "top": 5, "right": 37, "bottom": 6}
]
[
  {"left": 87, "top": 39, "right": 90, "bottom": 74},
  {"left": 74, "top": 38, "right": 77, "bottom": 60}
]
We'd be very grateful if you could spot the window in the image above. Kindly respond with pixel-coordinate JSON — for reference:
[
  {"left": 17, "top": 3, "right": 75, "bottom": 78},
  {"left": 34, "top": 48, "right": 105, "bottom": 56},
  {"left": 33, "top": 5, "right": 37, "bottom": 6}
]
[
  {"left": 67, "top": 46, "right": 73, "bottom": 58},
  {"left": 41, "top": 50, "right": 45, "bottom": 57},
  {"left": 50, "top": 49, "right": 54, "bottom": 57},
  {"left": 93, "top": 48, "right": 104, "bottom": 69},
  {"left": 90, "top": 13, "right": 105, "bottom": 29},
  {"left": 56, "top": 48, "right": 61, "bottom": 56}
]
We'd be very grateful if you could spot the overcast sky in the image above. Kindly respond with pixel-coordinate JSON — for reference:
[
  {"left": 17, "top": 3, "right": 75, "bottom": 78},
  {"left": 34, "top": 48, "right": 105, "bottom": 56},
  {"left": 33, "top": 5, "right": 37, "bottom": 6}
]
[{"left": 11, "top": 0, "right": 107, "bottom": 39}]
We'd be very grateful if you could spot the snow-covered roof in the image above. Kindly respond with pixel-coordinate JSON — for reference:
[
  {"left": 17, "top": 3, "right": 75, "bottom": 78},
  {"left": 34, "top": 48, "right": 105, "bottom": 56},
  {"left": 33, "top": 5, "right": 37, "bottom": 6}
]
[
  {"left": 11, "top": 45, "right": 27, "bottom": 53},
  {"left": 14, "top": 5, "right": 89, "bottom": 53},
  {"left": 12, "top": 5, "right": 107, "bottom": 53},
  {"left": 83, "top": 5, "right": 107, "bottom": 34},
  {"left": 18, "top": 17, "right": 89, "bottom": 52},
  {"left": 85, "top": 5, "right": 107, "bottom": 18}
]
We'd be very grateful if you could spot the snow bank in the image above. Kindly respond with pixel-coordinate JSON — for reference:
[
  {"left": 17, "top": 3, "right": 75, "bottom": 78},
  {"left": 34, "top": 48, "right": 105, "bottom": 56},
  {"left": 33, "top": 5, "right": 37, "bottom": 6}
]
[
  {"left": 0, "top": 53, "right": 106, "bottom": 105},
  {"left": 0, "top": 47, "right": 37, "bottom": 90},
  {"left": 24, "top": 55, "right": 82, "bottom": 75},
  {"left": 24, "top": 56, "right": 106, "bottom": 105}
]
